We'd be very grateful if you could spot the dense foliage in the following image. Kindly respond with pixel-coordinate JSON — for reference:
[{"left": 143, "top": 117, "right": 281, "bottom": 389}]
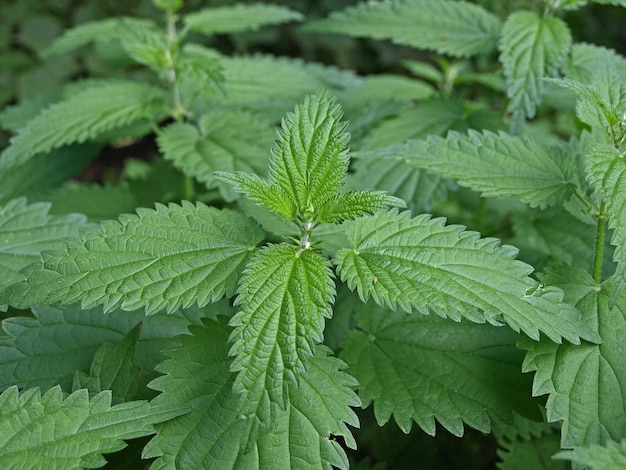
[{"left": 1, "top": 0, "right": 626, "bottom": 468}]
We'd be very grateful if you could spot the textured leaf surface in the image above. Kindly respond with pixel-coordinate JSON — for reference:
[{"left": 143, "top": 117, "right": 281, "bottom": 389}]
[
  {"left": 0, "top": 386, "right": 179, "bottom": 470},
  {"left": 0, "top": 303, "right": 212, "bottom": 392},
  {"left": 367, "top": 130, "right": 576, "bottom": 208},
  {"left": 229, "top": 244, "right": 335, "bottom": 415},
  {"left": 0, "top": 198, "right": 89, "bottom": 293},
  {"left": 5, "top": 202, "right": 263, "bottom": 314},
  {"left": 305, "top": 0, "right": 501, "bottom": 58},
  {"left": 497, "top": 432, "right": 566, "bottom": 470},
  {"left": 0, "top": 81, "right": 167, "bottom": 169},
  {"left": 334, "top": 210, "right": 598, "bottom": 344},
  {"left": 145, "top": 319, "right": 359, "bottom": 470},
  {"left": 157, "top": 110, "right": 273, "bottom": 200},
  {"left": 184, "top": 4, "right": 303, "bottom": 35},
  {"left": 553, "top": 63, "right": 626, "bottom": 144},
  {"left": 587, "top": 145, "right": 626, "bottom": 301},
  {"left": 564, "top": 43, "right": 626, "bottom": 84},
  {"left": 268, "top": 90, "right": 349, "bottom": 214},
  {"left": 521, "top": 274, "right": 626, "bottom": 447},
  {"left": 340, "top": 301, "right": 537, "bottom": 437},
  {"left": 499, "top": 11, "right": 572, "bottom": 119},
  {"left": 556, "top": 440, "right": 626, "bottom": 469}
]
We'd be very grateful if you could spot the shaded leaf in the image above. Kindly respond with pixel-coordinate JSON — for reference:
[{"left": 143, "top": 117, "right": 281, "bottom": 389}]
[
  {"left": 184, "top": 4, "right": 303, "bottom": 35},
  {"left": 364, "top": 130, "right": 576, "bottom": 208},
  {"left": 305, "top": 0, "right": 501, "bottom": 58},
  {"left": 341, "top": 301, "right": 538, "bottom": 436},
  {"left": 0, "top": 81, "right": 167, "bottom": 169}
]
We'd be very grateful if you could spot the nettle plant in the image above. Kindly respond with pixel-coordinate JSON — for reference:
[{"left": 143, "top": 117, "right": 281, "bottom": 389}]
[{"left": 0, "top": 0, "right": 625, "bottom": 468}]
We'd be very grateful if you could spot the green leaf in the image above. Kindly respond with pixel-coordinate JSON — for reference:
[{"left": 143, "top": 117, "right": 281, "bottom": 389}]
[
  {"left": 347, "top": 155, "right": 448, "bottom": 212},
  {"left": 0, "top": 198, "right": 90, "bottom": 293},
  {"left": 157, "top": 110, "right": 274, "bottom": 200},
  {"left": 215, "top": 171, "right": 296, "bottom": 220},
  {"left": 587, "top": 145, "right": 626, "bottom": 293},
  {"left": 217, "top": 54, "right": 361, "bottom": 117},
  {"left": 4, "top": 202, "right": 264, "bottom": 314},
  {"left": 268, "top": 90, "right": 349, "bottom": 216},
  {"left": 340, "top": 301, "right": 537, "bottom": 437},
  {"left": 0, "top": 303, "right": 213, "bottom": 392},
  {"left": 334, "top": 210, "right": 599, "bottom": 344},
  {"left": 45, "top": 183, "right": 139, "bottom": 221},
  {"left": 305, "top": 0, "right": 501, "bottom": 58},
  {"left": 499, "top": 11, "right": 572, "bottom": 120},
  {"left": 117, "top": 19, "right": 168, "bottom": 71},
  {"left": 0, "top": 81, "right": 167, "bottom": 170},
  {"left": 358, "top": 98, "right": 505, "bottom": 150},
  {"left": 564, "top": 43, "right": 626, "bottom": 84},
  {"left": 318, "top": 191, "right": 406, "bottom": 224},
  {"left": 0, "top": 386, "right": 181, "bottom": 470},
  {"left": 72, "top": 322, "right": 142, "bottom": 404},
  {"left": 0, "top": 143, "right": 100, "bottom": 204},
  {"left": 41, "top": 17, "right": 154, "bottom": 58},
  {"left": 497, "top": 431, "right": 566, "bottom": 470},
  {"left": 229, "top": 244, "right": 335, "bottom": 415},
  {"left": 184, "top": 4, "right": 303, "bottom": 35},
  {"left": 177, "top": 44, "right": 224, "bottom": 99},
  {"left": 145, "top": 319, "right": 359, "bottom": 469},
  {"left": 556, "top": 440, "right": 626, "bottom": 469},
  {"left": 551, "top": 62, "right": 626, "bottom": 145},
  {"left": 521, "top": 274, "right": 626, "bottom": 448},
  {"left": 365, "top": 130, "right": 576, "bottom": 209}
]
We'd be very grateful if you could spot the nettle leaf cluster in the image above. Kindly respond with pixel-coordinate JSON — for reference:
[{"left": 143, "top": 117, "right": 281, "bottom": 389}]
[{"left": 0, "top": 0, "right": 625, "bottom": 468}]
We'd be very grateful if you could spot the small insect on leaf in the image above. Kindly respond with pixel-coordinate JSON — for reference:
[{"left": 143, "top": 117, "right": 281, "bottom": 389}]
[{"left": 372, "top": 277, "right": 378, "bottom": 285}]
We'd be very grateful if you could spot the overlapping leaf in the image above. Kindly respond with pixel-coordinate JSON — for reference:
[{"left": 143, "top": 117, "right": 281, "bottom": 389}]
[
  {"left": 521, "top": 273, "right": 626, "bottom": 447},
  {"left": 0, "top": 198, "right": 89, "bottom": 293},
  {"left": 305, "top": 0, "right": 502, "bottom": 58},
  {"left": 3, "top": 202, "right": 264, "bottom": 314},
  {"left": 184, "top": 4, "right": 303, "bottom": 35},
  {"left": 556, "top": 440, "right": 626, "bottom": 469},
  {"left": 587, "top": 145, "right": 626, "bottom": 295},
  {"left": 0, "top": 303, "right": 212, "bottom": 392},
  {"left": 217, "top": 91, "right": 401, "bottom": 224},
  {"left": 157, "top": 110, "right": 273, "bottom": 200},
  {"left": 0, "top": 386, "right": 182, "bottom": 469},
  {"left": 334, "top": 210, "right": 598, "bottom": 344},
  {"left": 552, "top": 62, "right": 626, "bottom": 145},
  {"left": 365, "top": 130, "right": 576, "bottom": 208},
  {"left": 340, "top": 301, "right": 537, "bottom": 437},
  {"left": 0, "top": 81, "right": 167, "bottom": 169},
  {"left": 499, "top": 11, "right": 572, "bottom": 120},
  {"left": 145, "top": 319, "right": 359, "bottom": 469},
  {"left": 229, "top": 244, "right": 335, "bottom": 416}
]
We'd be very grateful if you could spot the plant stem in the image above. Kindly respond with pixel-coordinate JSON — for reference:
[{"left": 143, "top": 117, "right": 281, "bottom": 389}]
[
  {"left": 592, "top": 201, "right": 607, "bottom": 285},
  {"left": 165, "top": 12, "right": 185, "bottom": 120}
]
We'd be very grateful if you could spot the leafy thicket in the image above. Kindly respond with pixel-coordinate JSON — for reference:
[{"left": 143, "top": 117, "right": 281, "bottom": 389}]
[{"left": 1, "top": 0, "right": 625, "bottom": 468}]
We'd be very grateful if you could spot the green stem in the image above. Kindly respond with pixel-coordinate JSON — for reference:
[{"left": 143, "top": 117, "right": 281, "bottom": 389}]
[
  {"left": 592, "top": 201, "right": 607, "bottom": 285},
  {"left": 165, "top": 12, "right": 186, "bottom": 121}
]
